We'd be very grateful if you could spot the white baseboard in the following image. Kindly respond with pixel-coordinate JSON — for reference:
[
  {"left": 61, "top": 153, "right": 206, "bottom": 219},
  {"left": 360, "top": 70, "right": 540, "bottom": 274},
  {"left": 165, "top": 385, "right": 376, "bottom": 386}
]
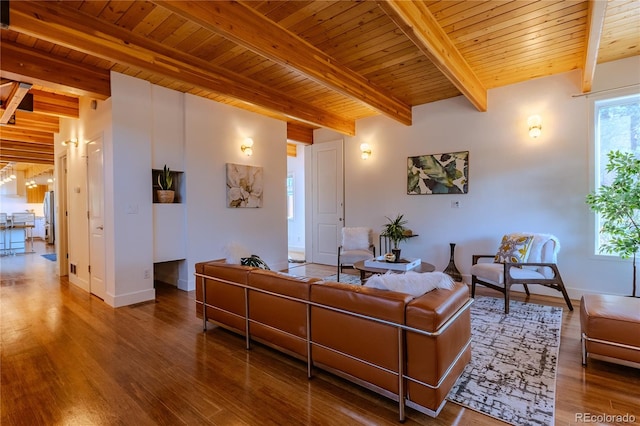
[{"left": 104, "top": 288, "right": 156, "bottom": 308}]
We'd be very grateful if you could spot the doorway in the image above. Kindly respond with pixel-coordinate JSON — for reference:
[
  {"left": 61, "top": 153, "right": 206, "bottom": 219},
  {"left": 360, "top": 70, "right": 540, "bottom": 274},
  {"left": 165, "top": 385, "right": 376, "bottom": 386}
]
[
  {"left": 306, "top": 139, "right": 344, "bottom": 266},
  {"left": 287, "top": 142, "right": 306, "bottom": 264}
]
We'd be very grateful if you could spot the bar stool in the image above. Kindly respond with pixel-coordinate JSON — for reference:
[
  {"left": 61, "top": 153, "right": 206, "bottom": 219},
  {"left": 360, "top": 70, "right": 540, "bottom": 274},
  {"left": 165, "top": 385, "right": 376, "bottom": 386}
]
[
  {"left": 0, "top": 213, "right": 8, "bottom": 255},
  {"left": 9, "top": 212, "right": 36, "bottom": 254}
]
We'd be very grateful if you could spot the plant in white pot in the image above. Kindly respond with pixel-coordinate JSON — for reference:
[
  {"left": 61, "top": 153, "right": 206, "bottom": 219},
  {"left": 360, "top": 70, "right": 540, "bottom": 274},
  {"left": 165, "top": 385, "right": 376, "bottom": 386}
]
[
  {"left": 586, "top": 150, "right": 640, "bottom": 297},
  {"left": 157, "top": 165, "right": 175, "bottom": 203},
  {"left": 381, "top": 214, "right": 409, "bottom": 262}
]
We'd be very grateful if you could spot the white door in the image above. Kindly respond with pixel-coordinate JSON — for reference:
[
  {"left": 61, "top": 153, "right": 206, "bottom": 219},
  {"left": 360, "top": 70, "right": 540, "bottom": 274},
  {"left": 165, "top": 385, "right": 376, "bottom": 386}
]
[
  {"left": 308, "top": 139, "right": 344, "bottom": 266},
  {"left": 87, "top": 135, "right": 106, "bottom": 300}
]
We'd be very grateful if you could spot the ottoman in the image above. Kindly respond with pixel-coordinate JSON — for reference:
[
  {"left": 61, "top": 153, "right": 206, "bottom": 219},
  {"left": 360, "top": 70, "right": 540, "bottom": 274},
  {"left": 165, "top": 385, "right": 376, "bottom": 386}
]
[{"left": 580, "top": 294, "right": 640, "bottom": 367}]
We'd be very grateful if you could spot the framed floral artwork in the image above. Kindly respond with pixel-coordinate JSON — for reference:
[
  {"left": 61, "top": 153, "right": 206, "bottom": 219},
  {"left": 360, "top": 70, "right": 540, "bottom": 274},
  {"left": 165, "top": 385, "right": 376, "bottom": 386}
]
[
  {"left": 407, "top": 151, "right": 469, "bottom": 194},
  {"left": 226, "top": 163, "right": 263, "bottom": 208}
]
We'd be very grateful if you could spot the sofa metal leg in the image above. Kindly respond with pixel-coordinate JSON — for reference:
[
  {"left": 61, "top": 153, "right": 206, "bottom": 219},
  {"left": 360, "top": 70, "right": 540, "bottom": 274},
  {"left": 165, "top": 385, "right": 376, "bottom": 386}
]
[
  {"left": 581, "top": 332, "right": 587, "bottom": 366},
  {"left": 397, "top": 328, "right": 405, "bottom": 422},
  {"left": 202, "top": 278, "right": 208, "bottom": 332}
]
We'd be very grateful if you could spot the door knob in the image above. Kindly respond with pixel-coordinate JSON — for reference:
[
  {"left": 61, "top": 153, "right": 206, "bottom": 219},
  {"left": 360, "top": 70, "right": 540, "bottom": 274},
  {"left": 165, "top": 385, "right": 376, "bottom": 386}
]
[{"left": 97, "top": 225, "right": 104, "bottom": 230}]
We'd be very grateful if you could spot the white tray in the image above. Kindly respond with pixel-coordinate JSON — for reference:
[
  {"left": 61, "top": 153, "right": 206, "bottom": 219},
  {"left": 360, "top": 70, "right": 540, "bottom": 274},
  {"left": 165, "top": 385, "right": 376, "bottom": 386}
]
[{"left": 364, "top": 256, "right": 421, "bottom": 271}]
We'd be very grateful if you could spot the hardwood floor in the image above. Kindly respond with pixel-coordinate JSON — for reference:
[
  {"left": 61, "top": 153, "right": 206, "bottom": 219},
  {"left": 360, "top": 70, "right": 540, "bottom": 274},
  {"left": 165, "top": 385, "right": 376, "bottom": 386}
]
[{"left": 2, "top": 252, "right": 638, "bottom": 425}]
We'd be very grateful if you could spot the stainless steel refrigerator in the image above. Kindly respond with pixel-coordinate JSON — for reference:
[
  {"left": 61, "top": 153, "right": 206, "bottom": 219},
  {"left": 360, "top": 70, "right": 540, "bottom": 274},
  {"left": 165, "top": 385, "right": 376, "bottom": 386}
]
[{"left": 43, "top": 191, "right": 55, "bottom": 244}]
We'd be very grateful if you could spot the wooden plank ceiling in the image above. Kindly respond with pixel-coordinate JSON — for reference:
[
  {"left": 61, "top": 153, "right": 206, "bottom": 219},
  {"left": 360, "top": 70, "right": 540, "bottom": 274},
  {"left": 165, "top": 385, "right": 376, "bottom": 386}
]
[{"left": 1, "top": 0, "right": 638, "bottom": 167}]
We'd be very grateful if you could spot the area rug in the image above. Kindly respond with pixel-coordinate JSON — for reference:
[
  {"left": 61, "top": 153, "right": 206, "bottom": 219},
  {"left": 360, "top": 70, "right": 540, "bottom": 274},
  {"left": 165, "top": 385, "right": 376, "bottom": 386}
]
[
  {"left": 447, "top": 297, "right": 562, "bottom": 426},
  {"left": 321, "top": 273, "right": 361, "bottom": 285},
  {"left": 41, "top": 253, "right": 56, "bottom": 262}
]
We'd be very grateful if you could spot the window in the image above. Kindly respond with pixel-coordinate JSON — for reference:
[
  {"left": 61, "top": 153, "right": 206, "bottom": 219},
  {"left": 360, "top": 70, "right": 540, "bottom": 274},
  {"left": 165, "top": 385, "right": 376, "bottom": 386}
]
[{"left": 592, "top": 92, "right": 640, "bottom": 255}]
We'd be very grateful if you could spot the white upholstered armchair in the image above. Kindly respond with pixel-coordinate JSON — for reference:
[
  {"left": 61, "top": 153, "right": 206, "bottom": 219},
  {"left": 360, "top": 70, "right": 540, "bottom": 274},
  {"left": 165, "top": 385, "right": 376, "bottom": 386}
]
[
  {"left": 337, "top": 227, "right": 375, "bottom": 282},
  {"left": 470, "top": 233, "right": 574, "bottom": 314}
]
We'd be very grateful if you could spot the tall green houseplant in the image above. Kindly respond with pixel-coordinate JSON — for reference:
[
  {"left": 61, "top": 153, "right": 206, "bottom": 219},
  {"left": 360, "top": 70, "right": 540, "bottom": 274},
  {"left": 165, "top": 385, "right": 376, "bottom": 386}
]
[{"left": 586, "top": 150, "right": 640, "bottom": 297}]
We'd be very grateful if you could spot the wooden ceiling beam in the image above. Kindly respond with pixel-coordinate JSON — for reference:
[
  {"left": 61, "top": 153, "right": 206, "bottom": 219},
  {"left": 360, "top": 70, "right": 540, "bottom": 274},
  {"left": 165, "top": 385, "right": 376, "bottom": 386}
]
[
  {"left": 156, "top": 1, "right": 412, "bottom": 126},
  {"left": 287, "top": 122, "right": 314, "bottom": 145},
  {"left": 0, "top": 141, "right": 55, "bottom": 164},
  {"left": 0, "top": 127, "right": 54, "bottom": 144},
  {"left": 377, "top": 0, "right": 487, "bottom": 112},
  {"left": 0, "top": 82, "right": 32, "bottom": 124},
  {"left": 0, "top": 40, "right": 111, "bottom": 100},
  {"left": 0, "top": 140, "right": 55, "bottom": 154},
  {"left": 0, "top": 110, "right": 60, "bottom": 134},
  {"left": 9, "top": 1, "right": 355, "bottom": 136},
  {"left": 30, "top": 89, "right": 79, "bottom": 119},
  {"left": 0, "top": 150, "right": 55, "bottom": 165},
  {"left": 582, "top": 0, "right": 608, "bottom": 93}
]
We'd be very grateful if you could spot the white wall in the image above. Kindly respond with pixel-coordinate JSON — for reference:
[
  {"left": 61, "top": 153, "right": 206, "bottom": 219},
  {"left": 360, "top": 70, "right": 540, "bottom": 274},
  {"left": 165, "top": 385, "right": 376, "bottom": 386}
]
[
  {"left": 58, "top": 72, "right": 289, "bottom": 303},
  {"left": 184, "top": 94, "right": 289, "bottom": 289},
  {"left": 108, "top": 73, "right": 155, "bottom": 306},
  {"left": 316, "top": 56, "right": 640, "bottom": 298}
]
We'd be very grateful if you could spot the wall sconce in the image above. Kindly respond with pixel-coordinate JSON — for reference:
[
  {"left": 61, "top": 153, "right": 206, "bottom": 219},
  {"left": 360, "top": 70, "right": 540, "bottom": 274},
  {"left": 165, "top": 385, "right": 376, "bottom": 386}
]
[
  {"left": 62, "top": 138, "right": 79, "bottom": 147},
  {"left": 241, "top": 138, "right": 254, "bottom": 156},
  {"left": 360, "top": 143, "right": 372, "bottom": 160},
  {"left": 527, "top": 115, "right": 542, "bottom": 138}
]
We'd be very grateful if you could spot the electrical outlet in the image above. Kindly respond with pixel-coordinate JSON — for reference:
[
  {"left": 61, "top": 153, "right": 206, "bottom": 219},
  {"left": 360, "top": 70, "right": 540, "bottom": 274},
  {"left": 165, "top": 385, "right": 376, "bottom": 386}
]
[
  {"left": 144, "top": 269, "right": 151, "bottom": 279},
  {"left": 451, "top": 200, "right": 461, "bottom": 208}
]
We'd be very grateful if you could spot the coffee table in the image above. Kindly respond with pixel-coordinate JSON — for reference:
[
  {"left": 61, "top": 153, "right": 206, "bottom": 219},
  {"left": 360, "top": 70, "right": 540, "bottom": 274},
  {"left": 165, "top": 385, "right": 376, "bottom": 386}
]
[{"left": 353, "top": 260, "right": 436, "bottom": 283}]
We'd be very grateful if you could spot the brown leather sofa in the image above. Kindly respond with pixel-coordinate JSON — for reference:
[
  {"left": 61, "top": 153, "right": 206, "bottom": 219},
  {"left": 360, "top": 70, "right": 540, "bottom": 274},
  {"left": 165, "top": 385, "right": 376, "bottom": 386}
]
[{"left": 195, "top": 259, "right": 472, "bottom": 421}]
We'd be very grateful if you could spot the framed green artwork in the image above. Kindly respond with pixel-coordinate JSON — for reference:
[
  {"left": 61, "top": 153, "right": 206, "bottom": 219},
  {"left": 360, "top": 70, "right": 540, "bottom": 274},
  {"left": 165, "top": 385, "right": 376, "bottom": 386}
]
[{"left": 407, "top": 151, "right": 469, "bottom": 194}]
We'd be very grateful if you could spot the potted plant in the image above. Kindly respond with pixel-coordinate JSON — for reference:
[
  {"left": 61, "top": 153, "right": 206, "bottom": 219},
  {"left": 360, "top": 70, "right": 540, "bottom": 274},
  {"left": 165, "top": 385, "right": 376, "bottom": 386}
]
[
  {"left": 586, "top": 150, "right": 640, "bottom": 297},
  {"left": 156, "top": 164, "right": 175, "bottom": 203},
  {"left": 381, "top": 214, "right": 409, "bottom": 262}
]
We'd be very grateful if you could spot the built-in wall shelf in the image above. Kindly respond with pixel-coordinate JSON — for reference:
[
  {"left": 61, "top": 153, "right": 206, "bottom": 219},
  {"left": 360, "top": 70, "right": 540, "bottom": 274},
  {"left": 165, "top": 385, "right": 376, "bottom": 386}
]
[
  {"left": 154, "top": 259, "right": 188, "bottom": 290},
  {"left": 152, "top": 169, "right": 185, "bottom": 203}
]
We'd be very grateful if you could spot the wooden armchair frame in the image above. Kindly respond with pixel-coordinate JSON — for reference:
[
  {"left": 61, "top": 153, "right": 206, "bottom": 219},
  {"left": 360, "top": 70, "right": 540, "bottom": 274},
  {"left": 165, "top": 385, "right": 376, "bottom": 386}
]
[{"left": 471, "top": 254, "right": 574, "bottom": 314}]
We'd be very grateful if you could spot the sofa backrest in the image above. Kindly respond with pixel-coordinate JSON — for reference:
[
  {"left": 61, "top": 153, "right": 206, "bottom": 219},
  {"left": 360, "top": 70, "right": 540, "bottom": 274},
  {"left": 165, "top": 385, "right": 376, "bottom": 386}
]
[
  {"left": 404, "top": 282, "right": 472, "bottom": 408},
  {"left": 248, "top": 269, "right": 318, "bottom": 300},
  {"left": 309, "top": 282, "right": 414, "bottom": 394},
  {"left": 312, "top": 282, "right": 414, "bottom": 323},
  {"left": 405, "top": 282, "right": 469, "bottom": 333},
  {"left": 197, "top": 260, "right": 254, "bottom": 333},
  {"left": 246, "top": 270, "right": 321, "bottom": 357}
]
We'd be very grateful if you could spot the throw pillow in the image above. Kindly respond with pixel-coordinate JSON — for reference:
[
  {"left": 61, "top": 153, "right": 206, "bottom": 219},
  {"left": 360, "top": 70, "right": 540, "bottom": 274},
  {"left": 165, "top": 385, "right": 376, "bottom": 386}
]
[
  {"left": 364, "top": 271, "right": 454, "bottom": 297},
  {"left": 342, "top": 227, "right": 370, "bottom": 251},
  {"left": 240, "top": 254, "right": 271, "bottom": 270},
  {"left": 494, "top": 234, "right": 534, "bottom": 263}
]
